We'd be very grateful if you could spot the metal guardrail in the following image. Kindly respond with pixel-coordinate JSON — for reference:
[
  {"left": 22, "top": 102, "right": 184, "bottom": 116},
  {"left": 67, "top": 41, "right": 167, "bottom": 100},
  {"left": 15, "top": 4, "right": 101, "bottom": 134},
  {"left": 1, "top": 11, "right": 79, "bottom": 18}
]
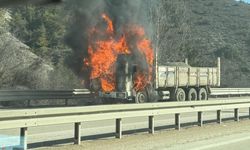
[
  {"left": 0, "top": 89, "right": 91, "bottom": 102},
  {"left": 157, "top": 88, "right": 250, "bottom": 99},
  {"left": 210, "top": 88, "right": 250, "bottom": 96},
  {"left": 0, "top": 88, "right": 250, "bottom": 103},
  {"left": 1, "top": 98, "right": 250, "bottom": 149}
]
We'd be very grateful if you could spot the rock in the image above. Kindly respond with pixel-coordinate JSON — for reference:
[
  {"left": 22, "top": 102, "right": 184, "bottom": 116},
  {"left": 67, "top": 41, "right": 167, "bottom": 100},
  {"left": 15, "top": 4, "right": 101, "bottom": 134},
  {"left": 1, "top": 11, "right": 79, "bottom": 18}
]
[{"left": 0, "top": 32, "right": 53, "bottom": 89}]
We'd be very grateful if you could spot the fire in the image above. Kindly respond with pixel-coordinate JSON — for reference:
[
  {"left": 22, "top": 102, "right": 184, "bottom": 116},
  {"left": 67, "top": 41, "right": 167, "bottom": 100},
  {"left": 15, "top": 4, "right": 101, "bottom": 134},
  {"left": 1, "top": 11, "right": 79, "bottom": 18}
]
[
  {"left": 137, "top": 39, "right": 154, "bottom": 82},
  {"left": 101, "top": 14, "right": 114, "bottom": 34},
  {"left": 133, "top": 72, "right": 148, "bottom": 92},
  {"left": 84, "top": 13, "right": 154, "bottom": 92}
]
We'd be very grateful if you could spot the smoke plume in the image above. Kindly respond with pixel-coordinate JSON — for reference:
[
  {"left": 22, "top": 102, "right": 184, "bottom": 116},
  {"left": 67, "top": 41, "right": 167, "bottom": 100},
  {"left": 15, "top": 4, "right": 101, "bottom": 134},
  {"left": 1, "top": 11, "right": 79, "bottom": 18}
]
[{"left": 65, "top": 0, "right": 155, "bottom": 90}]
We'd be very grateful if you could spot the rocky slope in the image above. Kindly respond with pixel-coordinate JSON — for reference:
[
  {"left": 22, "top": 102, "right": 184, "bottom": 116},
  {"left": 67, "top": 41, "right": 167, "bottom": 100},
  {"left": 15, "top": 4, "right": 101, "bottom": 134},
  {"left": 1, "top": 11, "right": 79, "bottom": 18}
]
[{"left": 0, "top": 32, "right": 53, "bottom": 89}]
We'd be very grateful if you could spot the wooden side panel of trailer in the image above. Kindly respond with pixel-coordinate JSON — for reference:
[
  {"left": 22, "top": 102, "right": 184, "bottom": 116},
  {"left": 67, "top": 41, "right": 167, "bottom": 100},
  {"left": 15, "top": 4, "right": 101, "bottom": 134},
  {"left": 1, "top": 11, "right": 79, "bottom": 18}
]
[
  {"left": 209, "top": 68, "right": 218, "bottom": 87},
  {"left": 178, "top": 67, "right": 189, "bottom": 86},
  {"left": 158, "top": 66, "right": 175, "bottom": 88},
  {"left": 199, "top": 68, "right": 209, "bottom": 86},
  {"left": 157, "top": 66, "right": 219, "bottom": 88},
  {"left": 189, "top": 68, "right": 198, "bottom": 86}
]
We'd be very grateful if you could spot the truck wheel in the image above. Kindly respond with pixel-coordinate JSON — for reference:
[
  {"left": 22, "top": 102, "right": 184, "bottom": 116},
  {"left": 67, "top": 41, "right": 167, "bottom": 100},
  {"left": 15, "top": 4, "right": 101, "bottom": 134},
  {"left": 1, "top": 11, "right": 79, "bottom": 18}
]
[
  {"left": 187, "top": 88, "right": 197, "bottom": 101},
  {"left": 135, "top": 91, "right": 148, "bottom": 103},
  {"left": 176, "top": 88, "right": 186, "bottom": 101},
  {"left": 170, "top": 88, "right": 186, "bottom": 101},
  {"left": 198, "top": 88, "right": 208, "bottom": 100}
]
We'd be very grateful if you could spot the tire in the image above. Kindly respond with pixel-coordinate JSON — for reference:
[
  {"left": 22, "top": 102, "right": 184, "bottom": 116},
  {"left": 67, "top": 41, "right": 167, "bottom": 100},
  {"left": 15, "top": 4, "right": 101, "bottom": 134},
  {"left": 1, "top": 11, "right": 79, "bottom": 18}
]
[
  {"left": 135, "top": 91, "right": 148, "bottom": 103},
  {"left": 170, "top": 88, "right": 186, "bottom": 101},
  {"left": 198, "top": 88, "right": 208, "bottom": 100},
  {"left": 187, "top": 88, "right": 197, "bottom": 101}
]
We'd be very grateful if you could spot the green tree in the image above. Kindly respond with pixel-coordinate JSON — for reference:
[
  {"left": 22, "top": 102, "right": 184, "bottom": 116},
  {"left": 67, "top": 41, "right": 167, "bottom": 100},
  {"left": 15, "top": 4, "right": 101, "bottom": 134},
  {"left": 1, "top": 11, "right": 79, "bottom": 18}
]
[
  {"left": 10, "top": 5, "right": 67, "bottom": 57},
  {"left": 35, "top": 23, "right": 49, "bottom": 55}
]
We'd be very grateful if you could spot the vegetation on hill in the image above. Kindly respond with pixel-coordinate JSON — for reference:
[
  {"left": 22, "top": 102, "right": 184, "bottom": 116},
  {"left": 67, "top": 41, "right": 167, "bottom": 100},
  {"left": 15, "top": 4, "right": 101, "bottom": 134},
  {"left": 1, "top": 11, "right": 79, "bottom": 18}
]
[
  {"left": 150, "top": 0, "right": 250, "bottom": 87},
  {"left": 4, "top": 0, "right": 250, "bottom": 88}
]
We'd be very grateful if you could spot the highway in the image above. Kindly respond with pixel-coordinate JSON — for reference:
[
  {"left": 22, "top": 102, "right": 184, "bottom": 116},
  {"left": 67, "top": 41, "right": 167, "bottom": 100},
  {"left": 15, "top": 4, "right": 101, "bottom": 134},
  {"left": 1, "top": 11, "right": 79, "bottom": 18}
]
[
  {"left": 166, "top": 127, "right": 250, "bottom": 150},
  {"left": 0, "top": 97, "right": 250, "bottom": 149},
  {"left": 39, "top": 116, "right": 250, "bottom": 150}
]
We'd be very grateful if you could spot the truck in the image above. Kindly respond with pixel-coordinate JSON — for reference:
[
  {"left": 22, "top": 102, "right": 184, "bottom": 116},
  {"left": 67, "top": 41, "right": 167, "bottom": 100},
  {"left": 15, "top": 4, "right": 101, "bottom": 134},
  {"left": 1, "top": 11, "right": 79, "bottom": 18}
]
[{"left": 99, "top": 55, "right": 221, "bottom": 103}]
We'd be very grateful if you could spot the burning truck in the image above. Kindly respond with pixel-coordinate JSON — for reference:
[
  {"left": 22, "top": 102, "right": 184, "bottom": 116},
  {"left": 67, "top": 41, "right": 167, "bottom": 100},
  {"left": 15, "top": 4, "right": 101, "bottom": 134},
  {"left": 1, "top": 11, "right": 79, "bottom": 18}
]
[{"left": 83, "top": 13, "right": 220, "bottom": 103}]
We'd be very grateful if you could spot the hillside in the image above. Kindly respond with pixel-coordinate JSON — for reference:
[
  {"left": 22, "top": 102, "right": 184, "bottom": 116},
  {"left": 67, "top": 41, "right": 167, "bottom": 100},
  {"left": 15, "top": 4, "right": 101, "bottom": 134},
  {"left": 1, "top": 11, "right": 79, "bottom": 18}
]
[
  {"left": 7, "top": 0, "right": 250, "bottom": 88},
  {"left": 0, "top": 32, "right": 81, "bottom": 90},
  {"left": 152, "top": 0, "right": 250, "bottom": 87},
  {"left": 0, "top": 32, "right": 53, "bottom": 89}
]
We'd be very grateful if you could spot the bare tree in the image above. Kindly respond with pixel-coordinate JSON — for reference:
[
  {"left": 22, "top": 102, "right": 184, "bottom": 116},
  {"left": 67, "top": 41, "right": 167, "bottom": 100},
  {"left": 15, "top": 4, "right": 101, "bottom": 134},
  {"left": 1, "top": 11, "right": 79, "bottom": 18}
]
[{"left": 147, "top": 0, "right": 192, "bottom": 63}]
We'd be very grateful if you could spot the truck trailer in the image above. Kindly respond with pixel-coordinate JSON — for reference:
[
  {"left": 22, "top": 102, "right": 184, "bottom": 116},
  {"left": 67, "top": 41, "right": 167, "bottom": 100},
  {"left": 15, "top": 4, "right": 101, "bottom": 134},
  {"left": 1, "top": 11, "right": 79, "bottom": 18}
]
[{"left": 99, "top": 55, "right": 221, "bottom": 103}]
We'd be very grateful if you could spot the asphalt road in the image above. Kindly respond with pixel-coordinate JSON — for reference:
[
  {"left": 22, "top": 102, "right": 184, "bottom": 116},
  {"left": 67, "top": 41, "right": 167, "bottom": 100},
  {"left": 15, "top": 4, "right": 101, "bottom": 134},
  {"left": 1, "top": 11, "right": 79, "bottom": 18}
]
[
  {"left": 0, "top": 97, "right": 250, "bottom": 149},
  {"left": 167, "top": 129, "right": 250, "bottom": 150},
  {"left": 0, "top": 110, "right": 249, "bottom": 149},
  {"left": 41, "top": 119, "right": 250, "bottom": 150}
]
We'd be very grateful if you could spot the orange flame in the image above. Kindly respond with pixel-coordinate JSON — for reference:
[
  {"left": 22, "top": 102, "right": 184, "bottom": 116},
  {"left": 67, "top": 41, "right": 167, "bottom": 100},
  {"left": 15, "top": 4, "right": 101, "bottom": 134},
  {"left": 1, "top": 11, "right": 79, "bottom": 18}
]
[
  {"left": 102, "top": 14, "right": 114, "bottom": 34},
  {"left": 85, "top": 13, "right": 154, "bottom": 92}
]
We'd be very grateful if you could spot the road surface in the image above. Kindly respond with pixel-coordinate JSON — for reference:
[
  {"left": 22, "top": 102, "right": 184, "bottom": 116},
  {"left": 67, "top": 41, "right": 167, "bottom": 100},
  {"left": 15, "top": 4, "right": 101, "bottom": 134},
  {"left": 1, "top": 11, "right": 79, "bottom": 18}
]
[
  {"left": 0, "top": 97, "right": 250, "bottom": 149},
  {"left": 40, "top": 119, "right": 250, "bottom": 150}
]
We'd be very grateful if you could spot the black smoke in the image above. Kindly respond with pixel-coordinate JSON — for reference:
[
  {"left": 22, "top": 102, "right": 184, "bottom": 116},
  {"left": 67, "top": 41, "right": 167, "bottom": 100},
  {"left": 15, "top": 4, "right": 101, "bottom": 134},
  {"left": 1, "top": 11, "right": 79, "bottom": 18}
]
[{"left": 64, "top": 0, "right": 154, "bottom": 89}]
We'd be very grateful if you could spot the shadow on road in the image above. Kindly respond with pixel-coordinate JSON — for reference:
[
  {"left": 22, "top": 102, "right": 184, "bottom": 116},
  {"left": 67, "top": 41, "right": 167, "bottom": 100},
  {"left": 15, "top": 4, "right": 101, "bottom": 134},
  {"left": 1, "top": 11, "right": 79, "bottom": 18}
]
[{"left": 28, "top": 115, "right": 250, "bottom": 149}]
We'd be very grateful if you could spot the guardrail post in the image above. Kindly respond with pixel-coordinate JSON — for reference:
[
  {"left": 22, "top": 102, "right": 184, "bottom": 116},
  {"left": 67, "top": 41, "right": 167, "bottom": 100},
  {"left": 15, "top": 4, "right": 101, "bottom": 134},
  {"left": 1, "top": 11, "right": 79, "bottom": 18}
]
[
  {"left": 148, "top": 116, "right": 155, "bottom": 134},
  {"left": 20, "top": 127, "right": 27, "bottom": 150},
  {"left": 198, "top": 111, "right": 203, "bottom": 127},
  {"left": 175, "top": 113, "right": 180, "bottom": 130},
  {"left": 234, "top": 108, "right": 239, "bottom": 122},
  {"left": 217, "top": 110, "right": 222, "bottom": 124},
  {"left": 116, "top": 118, "right": 122, "bottom": 139},
  {"left": 74, "top": 122, "right": 81, "bottom": 145}
]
